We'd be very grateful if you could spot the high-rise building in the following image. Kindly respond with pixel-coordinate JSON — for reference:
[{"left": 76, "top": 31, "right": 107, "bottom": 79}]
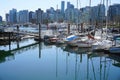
[
  {"left": 46, "top": 7, "right": 55, "bottom": 22},
  {"left": 55, "top": 9, "right": 63, "bottom": 22},
  {"left": 108, "top": 4, "right": 120, "bottom": 23},
  {"left": 35, "top": 8, "right": 43, "bottom": 24},
  {"left": 80, "top": 7, "right": 91, "bottom": 23},
  {"left": 18, "top": 10, "right": 29, "bottom": 23},
  {"left": 61, "top": 1, "right": 65, "bottom": 14},
  {"left": 29, "top": 11, "right": 34, "bottom": 23},
  {"left": 16, "top": 12, "right": 20, "bottom": 23},
  {"left": 32, "top": 12, "right": 37, "bottom": 23},
  {"left": 9, "top": 8, "right": 17, "bottom": 24},
  {"left": 29, "top": 11, "right": 36, "bottom": 23},
  {"left": 0, "top": 16, "right": 2, "bottom": 22},
  {"left": 65, "top": 2, "right": 75, "bottom": 23},
  {"left": 90, "top": 4, "right": 105, "bottom": 24},
  {"left": 67, "top": 2, "right": 70, "bottom": 9},
  {"left": 6, "top": 13, "right": 9, "bottom": 23}
]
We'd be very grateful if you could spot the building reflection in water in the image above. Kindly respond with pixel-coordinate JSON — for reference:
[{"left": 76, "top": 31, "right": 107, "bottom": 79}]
[
  {"left": 59, "top": 45, "right": 120, "bottom": 80},
  {"left": 0, "top": 42, "right": 40, "bottom": 63},
  {"left": 0, "top": 42, "right": 120, "bottom": 80},
  {"left": 0, "top": 50, "right": 14, "bottom": 63},
  {"left": 39, "top": 42, "right": 41, "bottom": 58}
]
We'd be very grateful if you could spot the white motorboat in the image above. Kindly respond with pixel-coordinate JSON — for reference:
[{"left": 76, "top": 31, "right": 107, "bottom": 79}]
[
  {"left": 92, "top": 40, "right": 113, "bottom": 51},
  {"left": 77, "top": 39, "right": 96, "bottom": 48}
]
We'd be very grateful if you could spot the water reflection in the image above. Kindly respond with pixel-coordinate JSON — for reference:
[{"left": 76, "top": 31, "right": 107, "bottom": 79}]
[
  {"left": 58, "top": 45, "right": 120, "bottom": 80},
  {"left": 63, "top": 46, "right": 92, "bottom": 54},
  {"left": 0, "top": 41, "right": 120, "bottom": 80},
  {"left": 39, "top": 42, "right": 41, "bottom": 58},
  {"left": 108, "top": 54, "right": 120, "bottom": 68},
  {"left": 0, "top": 41, "right": 39, "bottom": 63},
  {"left": 0, "top": 50, "right": 14, "bottom": 63}
]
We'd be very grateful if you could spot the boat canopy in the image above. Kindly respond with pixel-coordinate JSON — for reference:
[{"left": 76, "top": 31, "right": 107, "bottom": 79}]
[{"left": 66, "top": 35, "right": 79, "bottom": 41}]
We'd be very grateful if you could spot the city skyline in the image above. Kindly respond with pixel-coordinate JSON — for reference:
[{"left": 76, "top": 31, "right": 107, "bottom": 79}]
[{"left": 0, "top": 0, "right": 120, "bottom": 20}]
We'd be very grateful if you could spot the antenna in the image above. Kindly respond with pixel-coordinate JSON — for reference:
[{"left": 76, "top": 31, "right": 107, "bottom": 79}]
[
  {"left": 56, "top": 4, "right": 58, "bottom": 10},
  {"left": 109, "top": 0, "right": 111, "bottom": 6},
  {"left": 89, "top": 0, "right": 91, "bottom": 7},
  {"left": 56, "top": 4, "right": 58, "bottom": 22},
  {"left": 106, "top": 0, "right": 108, "bottom": 36},
  {"left": 89, "top": 0, "right": 92, "bottom": 25},
  {"left": 79, "top": 0, "right": 81, "bottom": 9},
  {"left": 103, "top": 0, "right": 105, "bottom": 4},
  {"left": 77, "top": 0, "right": 78, "bottom": 9}
]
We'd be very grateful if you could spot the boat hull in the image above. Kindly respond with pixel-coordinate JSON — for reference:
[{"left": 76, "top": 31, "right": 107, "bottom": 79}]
[
  {"left": 109, "top": 47, "right": 120, "bottom": 54},
  {"left": 77, "top": 43, "right": 91, "bottom": 48}
]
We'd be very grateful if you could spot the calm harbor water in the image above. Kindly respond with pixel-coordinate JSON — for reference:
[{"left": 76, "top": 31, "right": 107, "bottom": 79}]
[{"left": 0, "top": 39, "right": 120, "bottom": 80}]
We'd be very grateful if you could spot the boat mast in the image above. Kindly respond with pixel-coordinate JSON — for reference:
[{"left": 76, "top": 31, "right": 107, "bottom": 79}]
[
  {"left": 106, "top": 0, "right": 108, "bottom": 37},
  {"left": 77, "top": 0, "right": 78, "bottom": 10},
  {"left": 77, "top": 0, "right": 79, "bottom": 32},
  {"left": 89, "top": 0, "right": 91, "bottom": 25}
]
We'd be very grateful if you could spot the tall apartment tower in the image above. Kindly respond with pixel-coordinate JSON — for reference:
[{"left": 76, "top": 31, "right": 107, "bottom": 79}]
[
  {"left": 18, "top": 10, "right": 29, "bottom": 23},
  {"left": 36, "top": 8, "right": 43, "bottom": 24},
  {"left": 0, "top": 16, "right": 2, "bottom": 22},
  {"left": 9, "top": 8, "right": 17, "bottom": 24},
  {"left": 6, "top": 14, "right": 10, "bottom": 23},
  {"left": 67, "top": 2, "right": 70, "bottom": 9},
  {"left": 61, "top": 1, "right": 65, "bottom": 14}
]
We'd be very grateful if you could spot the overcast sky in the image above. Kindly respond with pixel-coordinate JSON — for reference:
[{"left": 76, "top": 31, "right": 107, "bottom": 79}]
[{"left": 0, "top": 0, "right": 120, "bottom": 20}]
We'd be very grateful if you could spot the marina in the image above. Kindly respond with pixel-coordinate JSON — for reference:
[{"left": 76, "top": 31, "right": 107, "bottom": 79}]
[
  {"left": 0, "top": 23, "right": 120, "bottom": 53},
  {"left": 0, "top": 38, "right": 120, "bottom": 80},
  {"left": 0, "top": 0, "right": 120, "bottom": 79},
  {"left": 0, "top": 23, "right": 120, "bottom": 80}
]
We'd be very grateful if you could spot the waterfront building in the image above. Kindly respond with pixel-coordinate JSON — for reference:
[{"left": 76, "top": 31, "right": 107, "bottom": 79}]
[
  {"left": 31, "top": 12, "right": 37, "bottom": 24},
  {"left": 46, "top": 7, "right": 55, "bottom": 22},
  {"left": 61, "top": 1, "right": 65, "bottom": 14},
  {"left": 65, "top": 2, "right": 75, "bottom": 23},
  {"left": 18, "top": 10, "right": 29, "bottom": 23},
  {"left": 90, "top": 4, "right": 105, "bottom": 25},
  {"left": 108, "top": 4, "right": 120, "bottom": 24},
  {"left": 9, "top": 8, "right": 17, "bottom": 24},
  {"left": 67, "top": 2, "right": 71, "bottom": 9},
  {"left": 79, "top": 4, "right": 105, "bottom": 25},
  {"left": 1, "top": 1, "right": 110, "bottom": 25},
  {"left": 0, "top": 16, "right": 2, "bottom": 22},
  {"left": 16, "top": 12, "right": 20, "bottom": 23},
  {"left": 29, "top": 11, "right": 34, "bottom": 23},
  {"left": 35, "top": 8, "right": 43, "bottom": 24},
  {"left": 42, "top": 12, "right": 48, "bottom": 24},
  {"left": 80, "top": 7, "right": 90, "bottom": 24},
  {"left": 61, "top": 1, "right": 65, "bottom": 21},
  {"left": 55, "top": 9, "right": 63, "bottom": 22},
  {"left": 6, "top": 13, "right": 10, "bottom": 23},
  {"left": 74, "top": 8, "right": 81, "bottom": 23}
]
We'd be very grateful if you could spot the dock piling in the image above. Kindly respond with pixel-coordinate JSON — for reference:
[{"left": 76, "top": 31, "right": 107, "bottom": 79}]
[
  {"left": 68, "top": 24, "right": 70, "bottom": 35},
  {"left": 39, "top": 23, "right": 41, "bottom": 41},
  {"left": 9, "top": 32, "right": 11, "bottom": 50}
]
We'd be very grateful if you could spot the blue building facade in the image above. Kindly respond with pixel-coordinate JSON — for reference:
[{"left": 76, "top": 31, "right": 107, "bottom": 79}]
[
  {"left": 108, "top": 4, "right": 120, "bottom": 23},
  {"left": 36, "top": 8, "right": 43, "bottom": 24},
  {"left": 0, "top": 16, "right": 2, "bottom": 22},
  {"left": 4, "top": 1, "right": 118, "bottom": 25},
  {"left": 61, "top": 1, "right": 65, "bottom": 14},
  {"left": 18, "top": 10, "right": 29, "bottom": 23},
  {"left": 29, "top": 11, "right": 34, "bottom": 23},
  {"left": 65, "top": 2, "right": 75, "bottom": 23},
  {"left": 9, "top": 8, "right": 17, "bottom": 24},
  {"left": 90, "top": 4, "right": 105, "bottom": 24},
  {"left": 6, "top": 14, "right": 9, "bottom": 23}
]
